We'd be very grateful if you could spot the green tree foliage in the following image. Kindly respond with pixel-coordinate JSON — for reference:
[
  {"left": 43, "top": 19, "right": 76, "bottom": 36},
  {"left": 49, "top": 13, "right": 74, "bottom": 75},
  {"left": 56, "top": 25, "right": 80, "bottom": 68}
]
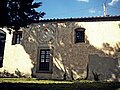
[{"left": 0, "top": 0, "right": 45, "bottom": 30}]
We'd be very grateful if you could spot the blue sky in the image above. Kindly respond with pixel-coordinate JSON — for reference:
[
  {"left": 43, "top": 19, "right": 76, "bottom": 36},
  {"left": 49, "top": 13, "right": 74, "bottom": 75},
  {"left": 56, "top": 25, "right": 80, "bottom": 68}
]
[{"left": 35, "top": 0, "right": 120, "bottom": 19}]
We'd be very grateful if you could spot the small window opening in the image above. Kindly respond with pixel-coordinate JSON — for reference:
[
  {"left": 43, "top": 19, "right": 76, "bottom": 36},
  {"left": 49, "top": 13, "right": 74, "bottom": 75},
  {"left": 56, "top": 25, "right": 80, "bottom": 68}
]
[
  {"left": 12, "top": 31, "right": 22, "bottom": 45},
  {"left": 75, "top": 28, "right": 85, "bottom": 43}
]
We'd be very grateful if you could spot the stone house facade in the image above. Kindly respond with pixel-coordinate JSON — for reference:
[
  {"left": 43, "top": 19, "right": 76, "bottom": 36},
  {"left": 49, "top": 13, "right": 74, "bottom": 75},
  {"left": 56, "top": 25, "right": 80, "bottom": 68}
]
[{"left": 0, "top": 15, "right": 120, "bottom": 81}]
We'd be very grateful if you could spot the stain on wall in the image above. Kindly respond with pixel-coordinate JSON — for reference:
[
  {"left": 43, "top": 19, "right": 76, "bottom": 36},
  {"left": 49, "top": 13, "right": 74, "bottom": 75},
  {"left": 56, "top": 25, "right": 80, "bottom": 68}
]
[{"left": 88, "top": 54, "right": 120, "bottom": 81}]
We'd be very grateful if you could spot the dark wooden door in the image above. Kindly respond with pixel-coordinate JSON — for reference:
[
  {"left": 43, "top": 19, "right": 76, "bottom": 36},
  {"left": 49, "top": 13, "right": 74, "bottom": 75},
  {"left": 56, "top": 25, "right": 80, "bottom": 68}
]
[{"left": 0, "top": 30, "right": 6, "bottom": 68}]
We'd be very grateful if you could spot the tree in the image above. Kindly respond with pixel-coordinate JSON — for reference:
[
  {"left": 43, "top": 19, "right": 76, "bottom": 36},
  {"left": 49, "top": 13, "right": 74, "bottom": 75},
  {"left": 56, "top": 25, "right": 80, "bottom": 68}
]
[
  {"left": 0, "top": 0, "right": 8, "bottom": 27},
  {"left": 0, "top": 0, "right": 45, "bottom": 30}
]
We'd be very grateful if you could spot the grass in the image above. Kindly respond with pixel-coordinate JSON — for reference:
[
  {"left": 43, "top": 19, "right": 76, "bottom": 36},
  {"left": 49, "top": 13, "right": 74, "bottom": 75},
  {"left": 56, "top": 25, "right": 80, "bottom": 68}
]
[
  {"left": 0, "top": 78, "right": 72, "bottom": 84},
  {"left": 0, "top": 78, "right": 120, "bottom": 90}
]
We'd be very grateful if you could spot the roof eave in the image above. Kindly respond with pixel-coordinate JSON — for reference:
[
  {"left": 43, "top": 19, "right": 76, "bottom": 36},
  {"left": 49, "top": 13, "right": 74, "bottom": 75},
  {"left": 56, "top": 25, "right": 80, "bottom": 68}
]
[{"left": 38, "top": 15, "right": 120, "bottom": 22}]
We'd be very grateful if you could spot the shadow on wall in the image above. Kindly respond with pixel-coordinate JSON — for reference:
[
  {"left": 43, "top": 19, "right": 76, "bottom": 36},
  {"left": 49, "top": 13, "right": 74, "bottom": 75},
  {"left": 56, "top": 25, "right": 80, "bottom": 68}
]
[
  {"left": 22, "top": 22, "right": 89, "bottom": 80},
  {"left": 52, "top": 22, "right": 89, "bottom": 80},
  {"left": 102, "top": 42, "right": 120, "bottom": 55},
  {"left": 0, "top": 28, "right": 34, "bottom": 78},
  {"left": 52, "top": 22, "right": 120, "bottom": 81},
  {"left": 22, "top": 26, "right": 39, "bottom": 77},
  {"left": 21, "top": 22, "right": 120, "bottom": 81}
]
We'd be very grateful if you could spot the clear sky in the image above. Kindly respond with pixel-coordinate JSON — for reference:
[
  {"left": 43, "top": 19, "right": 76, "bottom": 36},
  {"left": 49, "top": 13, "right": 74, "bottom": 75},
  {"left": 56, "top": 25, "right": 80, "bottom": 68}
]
[{"left": 35, "top": 0, "right": 120, "bottom": 19}]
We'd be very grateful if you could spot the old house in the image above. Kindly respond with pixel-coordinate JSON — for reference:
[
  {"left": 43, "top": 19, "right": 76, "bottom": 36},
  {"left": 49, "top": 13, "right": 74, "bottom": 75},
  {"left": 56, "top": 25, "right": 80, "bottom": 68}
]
[{"left": 0, "top": 15, "right": 120, "bottom": 81}]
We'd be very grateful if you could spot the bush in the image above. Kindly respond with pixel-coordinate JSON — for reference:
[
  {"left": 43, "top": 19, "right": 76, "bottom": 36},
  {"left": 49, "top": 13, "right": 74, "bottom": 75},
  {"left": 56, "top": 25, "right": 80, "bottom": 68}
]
[{"left": 0, "top": 68, "right": 26, "bottom": 78}]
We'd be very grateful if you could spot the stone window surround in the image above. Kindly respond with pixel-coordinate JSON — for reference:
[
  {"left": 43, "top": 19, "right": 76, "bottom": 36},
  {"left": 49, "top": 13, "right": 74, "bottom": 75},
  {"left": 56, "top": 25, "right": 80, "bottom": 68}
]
[
  {"left": 74, "top": 27, "right": 86, "bottom": 44},
  {"left": 36, "top": 46, "right": 53, "bottom": 73}
]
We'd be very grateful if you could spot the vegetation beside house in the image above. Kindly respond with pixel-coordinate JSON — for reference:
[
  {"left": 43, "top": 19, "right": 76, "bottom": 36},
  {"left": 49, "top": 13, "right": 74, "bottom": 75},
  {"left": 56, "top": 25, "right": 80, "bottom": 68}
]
[{"left": 0, "top": 78, "right": 120, "bottom": 90}]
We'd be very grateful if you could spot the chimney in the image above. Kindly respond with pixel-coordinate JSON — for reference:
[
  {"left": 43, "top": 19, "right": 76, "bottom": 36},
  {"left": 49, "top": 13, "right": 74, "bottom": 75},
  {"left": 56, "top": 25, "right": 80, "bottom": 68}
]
[{"left": 103, "top": 2, "right": 107, "bottom": 16}]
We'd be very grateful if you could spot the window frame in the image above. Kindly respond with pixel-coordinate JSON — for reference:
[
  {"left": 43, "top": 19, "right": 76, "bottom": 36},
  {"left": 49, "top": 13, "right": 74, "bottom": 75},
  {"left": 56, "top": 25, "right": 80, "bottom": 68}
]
[
  {"left": 39, "top": 49, "right": 50, "bottom": 71},
  {"left": 74, "top": 28, "right": 85, "bottom": 43},
  {"left": 37, "top": 47, "right": 53, "bottom": 73},
  {"left": 12, "top": 31, "right": 22, "bottom": 45}
]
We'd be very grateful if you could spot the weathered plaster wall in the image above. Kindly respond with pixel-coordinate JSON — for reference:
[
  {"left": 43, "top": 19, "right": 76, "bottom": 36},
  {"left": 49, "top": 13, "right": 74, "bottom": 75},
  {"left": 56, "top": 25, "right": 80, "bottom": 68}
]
[
  {"left": 52, "top": 22, "right": 89, "bottom": 80},
  {"left": 22, "top": 21, "right": 120, "bottom": 81},
  {"left": 0, "top": 28, "right": 33, "bottom": 77},
  {"left": 1, "top": 20, "right": 120, "bottom": 81},
  {"left": 22, "top": 22, "right": 89, "bottom": 79}
]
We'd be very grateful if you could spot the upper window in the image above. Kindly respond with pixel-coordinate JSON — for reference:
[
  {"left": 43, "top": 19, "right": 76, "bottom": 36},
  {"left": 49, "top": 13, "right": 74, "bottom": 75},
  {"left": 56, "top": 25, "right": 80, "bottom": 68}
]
[
  {"left": 39, "top": 49, "right": 52, "bottom": 71},
  {"left": 12, "top": 31, "right": 22, "bottom": 45},
  {"left": 75, "top": 28, "right": 85, "bottom": 43}
]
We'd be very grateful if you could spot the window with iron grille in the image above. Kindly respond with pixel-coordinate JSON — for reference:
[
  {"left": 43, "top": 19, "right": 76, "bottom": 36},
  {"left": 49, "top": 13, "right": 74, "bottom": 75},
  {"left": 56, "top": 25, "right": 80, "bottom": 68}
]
[{"left": 12, "top": 31, "right": 22, "bottom": 45}]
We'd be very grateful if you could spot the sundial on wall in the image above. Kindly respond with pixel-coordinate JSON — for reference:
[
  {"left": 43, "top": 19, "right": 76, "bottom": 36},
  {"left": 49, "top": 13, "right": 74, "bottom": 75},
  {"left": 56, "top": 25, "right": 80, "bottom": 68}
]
[{"left": 38, "top": 27, "right": 54, "bottom": 43}]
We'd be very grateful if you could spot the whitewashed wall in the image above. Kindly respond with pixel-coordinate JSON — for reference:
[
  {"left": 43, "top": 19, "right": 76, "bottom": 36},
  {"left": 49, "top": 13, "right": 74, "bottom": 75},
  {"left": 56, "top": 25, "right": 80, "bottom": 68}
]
[
  {"left": 0, "top": 28, "right": 33, "bottom": 77},
  {"left": 1, "top": 20, "right": 120, "bottom": 81}
]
